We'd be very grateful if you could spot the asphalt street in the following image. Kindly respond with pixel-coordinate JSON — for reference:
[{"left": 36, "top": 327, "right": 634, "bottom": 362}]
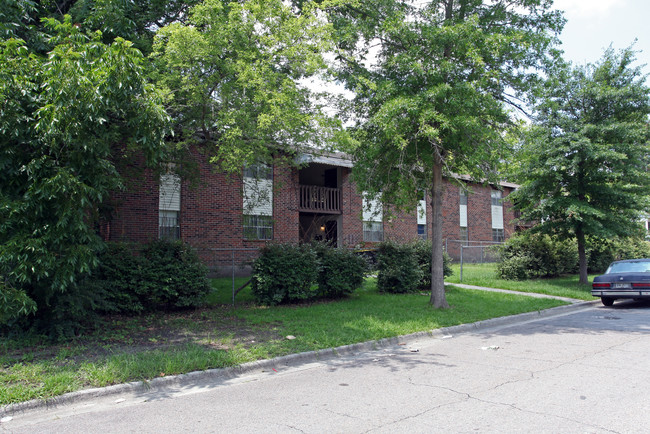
[{"left": 3, "top": 300, "right": 650, "bottom": 433}]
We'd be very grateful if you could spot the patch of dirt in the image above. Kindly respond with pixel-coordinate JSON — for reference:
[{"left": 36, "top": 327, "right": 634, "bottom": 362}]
[{"left": 1, "top": 306, "right": 284, "bottom": 366}]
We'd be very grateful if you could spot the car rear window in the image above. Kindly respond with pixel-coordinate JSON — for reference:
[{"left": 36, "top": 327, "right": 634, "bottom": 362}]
[{"left": 607, "top": 262, "right": 650, "bottom": 274}]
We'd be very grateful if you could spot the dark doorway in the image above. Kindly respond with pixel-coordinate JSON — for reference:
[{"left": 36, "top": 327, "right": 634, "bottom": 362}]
[{"left": 325, "top": 220, "right": 337, "bottom": 245}]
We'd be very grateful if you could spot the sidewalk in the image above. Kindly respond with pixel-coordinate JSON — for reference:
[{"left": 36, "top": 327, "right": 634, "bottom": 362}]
[{"left": 445, "top": 281, "right": 588, "bottom": 304}]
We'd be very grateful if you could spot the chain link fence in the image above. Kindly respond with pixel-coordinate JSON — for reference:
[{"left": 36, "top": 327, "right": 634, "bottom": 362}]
[{"left": 444, "top": 239, "right": 503, "bottom": 263}]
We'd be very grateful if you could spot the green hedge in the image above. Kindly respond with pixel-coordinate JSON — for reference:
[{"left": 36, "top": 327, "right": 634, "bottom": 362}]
[
  {"left": 251, "top": 243, "right": 368, "bottom": 306},
  {"left": 86, "top": 240, "right": 210, "bottom": 313},
  {"left": 377, "top": 239, "right": 453, "bottom": 293},
  {"left": 496, "top": 232, "right": 650, "bottom": 280},
  {"left": 496, "top": 232, "right": 578, "bottom": 280},
  {"left": 251, "top": 243, "right": 320, "bottom": 305},
  {"left": 587, "top": 237, "right": 650, "bottom": 273},
  {"left": 314, "top": 243, "right": 367, "bottom": 298}
]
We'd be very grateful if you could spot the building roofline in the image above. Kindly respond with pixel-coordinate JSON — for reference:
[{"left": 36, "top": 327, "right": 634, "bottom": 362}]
[{"left": 295, "top": 150, "right": 519, "bottom": 188}]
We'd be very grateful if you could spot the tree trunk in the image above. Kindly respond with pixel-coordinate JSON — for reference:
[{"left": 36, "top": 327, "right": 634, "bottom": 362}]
[
  {"left": 430, "top": 152, "right": 449, "bottom": 308},
  {"left": 576, "top": 225, "right": 588, "bottom": 285}
]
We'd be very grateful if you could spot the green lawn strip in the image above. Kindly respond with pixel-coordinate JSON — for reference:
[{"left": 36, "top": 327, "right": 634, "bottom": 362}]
[
  {"left": 206, "top": 276, "right": 256, "bottom": 305},
  {"left": 445, "top": 263, "right": 595, "bottom": 300},
  {"left": 1, "top": 279, "right": 566, "bottom": 406}
]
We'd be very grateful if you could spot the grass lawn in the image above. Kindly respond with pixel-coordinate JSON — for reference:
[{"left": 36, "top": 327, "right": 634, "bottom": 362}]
[
  {"left": 446, "top": 263, "right": 595, "bottom": 300},
  {"left": 0, "top": 278, "right": 567, "bottom": 406}
]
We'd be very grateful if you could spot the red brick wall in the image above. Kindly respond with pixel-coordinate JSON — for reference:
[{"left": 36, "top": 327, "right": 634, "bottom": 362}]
[
  {"left": 340, "top": 167, "right": 364, "bottom": 247},
  {"left": 107, "top": 167, "right": 159, "bottom": 243},
  {"left": 383, "top": 204, "right": 420, "bottom": 243},
  {"left": 272, "top": 164, "right": 300, "bottom": 243},
  {"left": 105, "top": 153, "right": 517, "bottom": 266}
]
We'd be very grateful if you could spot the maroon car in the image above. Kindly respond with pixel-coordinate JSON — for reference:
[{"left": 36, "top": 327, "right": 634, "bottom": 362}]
[{"left": 592, "top": 259, "right": 650, "bottom": 306}]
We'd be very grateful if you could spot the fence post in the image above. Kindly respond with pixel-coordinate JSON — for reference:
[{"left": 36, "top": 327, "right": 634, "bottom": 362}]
[
  {"left": 460, "top": 244, "right": 463, "bottom": 282},
  {"left": 232, "top": 250, "right": 235, "bottom": 306}
]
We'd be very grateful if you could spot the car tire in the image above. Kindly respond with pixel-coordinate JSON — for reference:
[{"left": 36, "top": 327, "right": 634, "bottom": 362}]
[{"left": 601, "top": 297, "right": 615, "bottom": 306}]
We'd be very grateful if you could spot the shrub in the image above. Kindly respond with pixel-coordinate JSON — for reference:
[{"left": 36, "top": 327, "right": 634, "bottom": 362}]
[
  {"left": 587, "top": 236, "right": 650, "bottom": 272},
  {"left": 251, "top": 243, "right": 319, "bottom": 305},
  {"left": 496, "top": 232, "right": 578, "bottom": 280},
  {"left": 376, "top": 240, "right": 422, "bottom": 293},
  {"left": 411, "top": 239, "right": 453, "bottom": 290},
  {"left": 138, "top": 240, "right": 211, "bottom": 310},
  {"left": 614, "top": 237, "right": 650, "bottom": 261},
  {"left": 313, "top": 243, "right": 367, "bottom": 298},
  {"left": 85, "top": 240, "right": 210, "bottom": 313},
  {"left": 586, "top": 237, "right": 617, "bottom": 273}
]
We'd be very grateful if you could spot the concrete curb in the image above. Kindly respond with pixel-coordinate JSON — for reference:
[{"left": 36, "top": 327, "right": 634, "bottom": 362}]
[{"left": 0, "top": 299, "right": 598, "bottom": 418}]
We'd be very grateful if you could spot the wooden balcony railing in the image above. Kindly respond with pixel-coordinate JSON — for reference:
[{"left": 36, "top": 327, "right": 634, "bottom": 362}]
[{"left": 299, "top": 185, "right": 341, "bottom": 214}]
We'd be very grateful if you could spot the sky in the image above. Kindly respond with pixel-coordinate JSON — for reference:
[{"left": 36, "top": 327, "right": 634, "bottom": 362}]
[{"left": 552, "top": 0, "right": 650, "bottom": 75}]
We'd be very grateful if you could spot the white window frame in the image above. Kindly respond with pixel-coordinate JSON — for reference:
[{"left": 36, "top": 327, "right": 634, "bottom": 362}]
[
  {"left": 491, "top": 190, "right": 504, "bottom": 231},
  {"left": 243, "top": 163, "right": 274, "bottom": 240},
  {"left": 363, "top": 192, "right": 383, "bottom": 242},
  {"left": 159, "top": 171, "right": 181, "bottom": 240}
]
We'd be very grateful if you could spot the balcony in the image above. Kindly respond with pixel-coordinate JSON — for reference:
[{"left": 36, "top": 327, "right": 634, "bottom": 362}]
[{"left": 299, "top": 185, "right": 341, "bottom": 214}]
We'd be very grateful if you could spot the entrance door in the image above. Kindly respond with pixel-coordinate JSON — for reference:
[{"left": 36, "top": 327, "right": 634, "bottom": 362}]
[{"left": 325, "top": 220, "right": 337, "bottom": 245}]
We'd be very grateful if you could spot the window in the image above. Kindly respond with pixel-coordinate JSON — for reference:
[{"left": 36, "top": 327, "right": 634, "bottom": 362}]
[
  {"left": 491, "top": 189, "right": 504, "bottom": 236},
  {"left": 459, "top": 188, "right": 468, "bottom": 230},
  {"left": 363, "top": 192, "right": 383, "bottom": 242},
  {"left": 491, "top": 190, "right": 502, "bottom": 206},
  {"left": 159, "top": 210, "right": 180, "bottom": 240},
  {"left": 417, "top": 224, "right": 426, "bottom": 239},
  {"left": 417, "top": 192, "right": 426, "bottom": 239},
  {"left": 243, "top": 164, "right": 273, "bottom": 240},
  {"left": 460, "top": 226, "right": 468, "bottom": 244},
  {"left": 363, "top": 221, "right": 384, "bottom": 242},
  {"left": 243, "top": 164, "right": 272, "bottom": 180},
  {"left": 459, "top": 189, "right": 468, "bottom": 206},
  {"left": 243, "top": 215, "right": 273, "bottom": 240},
  {"left": 159, "top": 171, "right": 181, "bottom": 240}
]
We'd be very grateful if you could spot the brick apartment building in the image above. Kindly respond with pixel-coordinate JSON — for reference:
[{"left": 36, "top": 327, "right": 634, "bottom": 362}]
[{"left": 102, "top": 149, "right": 520, "bottom": 272}]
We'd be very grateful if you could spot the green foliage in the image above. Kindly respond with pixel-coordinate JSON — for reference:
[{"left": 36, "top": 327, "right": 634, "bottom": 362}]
[
  {"left": 412, "top": 239, "right": 452, "bottom": 290},
  {"left": 587, "top": 237, "right": 650, "bottom": 273},
  {"left": 333, "top": 0, "right": 564, "bottom": 306},
  {"left": 0, "top": 282, "right": 37, "bottom": 325},
  {"left": 376, "top": 239, "right": 452, "bottom": 293},
  {"left": 511, "top": 47, "right": 650, "bottom": 283},
  {"left": 496, "top": 232, "right": 578, "bottom": 280},
  {"left": 251, "top": 243, "right": 368, "bottom": 305},
  {"left": 313, "top": 243, "right": 367, "bottom": 298},
  {"left": 86, "top": 241, "right": 211, "bottom": 313},
  {"left": 68, "top": 0, "right": 202, "bottom": 55},
  {"left": 139, "top": 240, "right": 211, "bottom": 309},
  {"left": 376, "top": 240, "right": 422, "bottom": 294},
  {"left": 497, "top": 232, "right": 650, "bottom": 279},
  {"left": 0, "top": 18, "right": 168, "bottom": 335},
  {"left": 251, "top": 244, "right": 320, "bottom": 306},
  {"left": 151, "top": 0, "right": 349, "bottom": 173}
]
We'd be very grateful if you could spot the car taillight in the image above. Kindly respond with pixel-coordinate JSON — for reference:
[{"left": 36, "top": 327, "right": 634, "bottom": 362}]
[
  {"left": 592, "top": 283, "right": 610, "bottom": 288},
  {"left": 632, "top": 283, "right": 650, "bottom": 288}
]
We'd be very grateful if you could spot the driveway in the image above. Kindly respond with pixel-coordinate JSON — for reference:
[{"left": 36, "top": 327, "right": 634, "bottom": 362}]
[{"left": 3, "top": 300, "right": 650, "bottom": 433}]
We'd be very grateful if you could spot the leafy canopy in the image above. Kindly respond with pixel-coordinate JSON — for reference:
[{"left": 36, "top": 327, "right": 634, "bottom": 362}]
[
  {"left": 0, "top": 18, "right": 169, "bottom": 331},
  {"left": 511, "top": 47, "right": 650, "bottom": 284},
  {"left": 152, "top": 0, "right": 349, "bottom": 172},
  {"left": 332, "top": 0, "right": 564, "bottom": 306}
]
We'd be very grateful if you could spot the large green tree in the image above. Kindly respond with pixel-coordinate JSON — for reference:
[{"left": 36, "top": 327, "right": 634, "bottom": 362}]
[
  {"left": 151, "top": 0, "right": 348, "bottom": 173},
  {"left": 0, "top": 18, "right": 168, "bottom": 331},
  {"left": 0, "top": 0, "right": 200, "bottom": 54},
  {"left": 332, "top": 0, "right": 564, "bottom": 307},
  {"left": 511, "top": 47, "right": 650, "bottom": 285}
]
